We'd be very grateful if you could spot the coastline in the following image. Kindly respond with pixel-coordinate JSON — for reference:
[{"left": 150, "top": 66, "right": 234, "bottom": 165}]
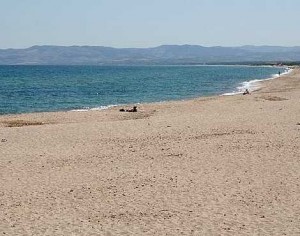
[
  {"left": 0, "top": 66, "right": 294, "bottom": 119},
  {"left": 0, "top": 65, "right": 288, "bottom": 116},
  {"left": 66, "top": 66, "right": 295, "bottom": 112},
  {"left": 0, "top": 67, "right": 300, "bottom": 235},
  {"left": 0, "top": 66, "right": 295, "bottom": 121},
  {"left": 222, "top": 66, "right": 292, "bottom": 96}
]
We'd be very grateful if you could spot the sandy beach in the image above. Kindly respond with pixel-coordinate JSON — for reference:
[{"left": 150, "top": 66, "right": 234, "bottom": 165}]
[{"left": 0, "top": 68, "right": 300, "bottom": 235}]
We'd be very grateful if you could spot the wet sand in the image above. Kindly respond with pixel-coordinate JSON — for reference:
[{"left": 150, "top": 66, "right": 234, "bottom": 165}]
[{"left": 0, "top": 68, "right": 300, "bottom": 235}]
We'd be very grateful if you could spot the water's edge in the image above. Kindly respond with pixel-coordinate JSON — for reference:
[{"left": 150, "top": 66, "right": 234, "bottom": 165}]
[
  {"left": 71, "top": 67, "right": 292, "bottom": 112},
  {"left": 0, "top": 65, "right": 292, "bottom": 116}
]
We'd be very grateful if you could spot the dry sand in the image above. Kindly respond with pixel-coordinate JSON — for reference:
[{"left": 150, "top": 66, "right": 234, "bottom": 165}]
[{"left": 0, "top": 68, "right": 300, "bottom": 235}]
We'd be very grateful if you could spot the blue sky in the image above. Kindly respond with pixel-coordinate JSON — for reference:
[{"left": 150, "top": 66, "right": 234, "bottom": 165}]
[{"left": 0, "top": 0, "right": 299, "bottom": 49}]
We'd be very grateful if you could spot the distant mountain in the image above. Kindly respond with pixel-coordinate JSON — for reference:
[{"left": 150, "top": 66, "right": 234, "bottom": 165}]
[{"left": 0, "top": 45, "right": 300, "bottom": 65}]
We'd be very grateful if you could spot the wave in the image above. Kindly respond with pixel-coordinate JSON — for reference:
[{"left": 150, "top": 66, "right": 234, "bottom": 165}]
[
  {"left": 222, "top": 67, "right": 293, "bottom": 96},
  {"left": 71, "top": 105, "right": 117, "bottom": 112}
]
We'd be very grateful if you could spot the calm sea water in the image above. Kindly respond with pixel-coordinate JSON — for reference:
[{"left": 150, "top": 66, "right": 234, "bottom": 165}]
[{"left": 0, "top": 65, "right": 286, "bottom": 115}]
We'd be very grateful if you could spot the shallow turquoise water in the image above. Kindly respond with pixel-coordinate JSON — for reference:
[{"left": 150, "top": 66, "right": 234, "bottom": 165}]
[{"left": 0, "top": 65, "right": 285, "bottom": 114}]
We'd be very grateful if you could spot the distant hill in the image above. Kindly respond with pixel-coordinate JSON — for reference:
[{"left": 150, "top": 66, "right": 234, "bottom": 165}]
[{"left": 0, "top": 45, "right": 300, "bottom": 65}]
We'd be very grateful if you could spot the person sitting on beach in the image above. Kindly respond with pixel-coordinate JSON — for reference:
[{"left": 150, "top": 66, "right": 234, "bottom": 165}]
[
  {"left": 119, "top": 106, "right": 137, "bottom": 112},
  {"left": 127, "top": 106, "right": 137, "bottom": 112},
  {"left": 243, "top": 89, "right": 250, "bottom": 95}
]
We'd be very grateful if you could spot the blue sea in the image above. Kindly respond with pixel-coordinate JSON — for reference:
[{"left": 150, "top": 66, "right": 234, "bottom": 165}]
[{"left": 0, "top": 65, "right": 287, "bottom": 115}]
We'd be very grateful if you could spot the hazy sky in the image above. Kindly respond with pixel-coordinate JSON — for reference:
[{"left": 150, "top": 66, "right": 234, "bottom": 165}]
[{"left": 1, "top": 0, "right": 299, "bottom": 49}]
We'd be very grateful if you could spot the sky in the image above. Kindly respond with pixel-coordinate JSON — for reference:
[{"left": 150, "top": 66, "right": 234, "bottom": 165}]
[{"left": 0, "top": 0, "right": 299, "bottom": 49}]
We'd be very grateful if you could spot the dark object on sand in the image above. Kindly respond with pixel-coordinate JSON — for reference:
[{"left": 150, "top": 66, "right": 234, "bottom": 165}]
[
  {"left": 243, "top": 89, "right": 250, "bottom": 95},
  {"left": 127, "top": 106, "right": 137, "bottom": 112},
  {"left": 119, "top": 106, "right": 137, "bottom": 112}
]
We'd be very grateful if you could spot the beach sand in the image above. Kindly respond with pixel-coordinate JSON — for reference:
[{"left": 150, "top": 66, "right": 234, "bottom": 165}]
[{"left": 0, "top": 68, "right": 300, "bottom": 235}]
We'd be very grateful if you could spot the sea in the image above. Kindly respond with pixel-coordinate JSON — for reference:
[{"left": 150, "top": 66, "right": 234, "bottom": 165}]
[{"left": 0, "top": 65, "right": 289, "bottom": 115}]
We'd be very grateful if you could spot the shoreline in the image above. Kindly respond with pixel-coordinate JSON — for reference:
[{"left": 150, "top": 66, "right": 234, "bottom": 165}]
[
  {"left": 222, "top": 66, "right": 293, "bottom": 96},
  {"left": 0, "top": 67, "right": 295, "bottom": 123},
  {"left": 0, "top": 67, "right": 300, "bottom": 235},
  {"left": 0, "top": 65, "right": 292, "bottom": 116},
  {"left": 0, "top": 65, "right": 292, "bottom": 117}
]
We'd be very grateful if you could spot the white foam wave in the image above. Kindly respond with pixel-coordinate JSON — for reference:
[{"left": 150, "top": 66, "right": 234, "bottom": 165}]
[
  {"left": 222, "top": 67, "right": 293, "bottom": 96},
  {"left": 222, "top": 79, "right": 264, "bottom": 96},
  {"left": 71, "top": 105, "right": 117, "bottom": 112}
]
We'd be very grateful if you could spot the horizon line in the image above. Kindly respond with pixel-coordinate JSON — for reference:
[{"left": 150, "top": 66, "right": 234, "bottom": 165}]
[{"left": 1, "top": 44, "right": 300, "bottom": 50}]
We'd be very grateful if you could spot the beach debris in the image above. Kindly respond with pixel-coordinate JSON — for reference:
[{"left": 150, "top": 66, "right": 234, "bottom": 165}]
[
  {"left": 167, "top": 153, "right": 183, "bottom": 157},
  {"left": 1, "top": 139, "right": 7, "bottom": 142},
  {"left": 296, "top": 122, "right": 300, "bottom": 125}
]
